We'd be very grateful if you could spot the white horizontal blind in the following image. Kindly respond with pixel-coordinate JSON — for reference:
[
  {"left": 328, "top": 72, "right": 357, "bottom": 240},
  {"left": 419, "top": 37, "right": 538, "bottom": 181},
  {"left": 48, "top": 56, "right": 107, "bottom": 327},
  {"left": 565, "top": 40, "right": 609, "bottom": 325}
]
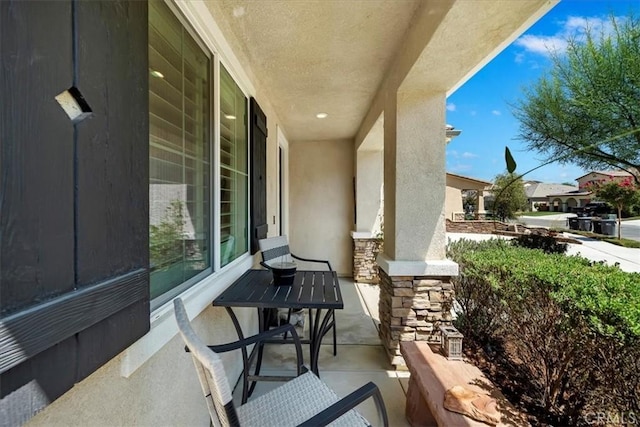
[
  {"left": 219, "top": 65, "right": 248, "bottom": 266},
  {"left": 148, "top": 1, "right": 211, "bottom": 301}
]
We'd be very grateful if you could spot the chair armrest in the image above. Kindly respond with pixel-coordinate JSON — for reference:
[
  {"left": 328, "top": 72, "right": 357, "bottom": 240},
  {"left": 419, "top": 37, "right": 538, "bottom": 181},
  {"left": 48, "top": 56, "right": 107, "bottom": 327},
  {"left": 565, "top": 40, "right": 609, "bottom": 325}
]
[
  {"left": 183, "top": 324, "right": 305, "bottom": 375},
  {"left": 297, "top": 382, "right": 389, "bottom": 427},
  {"left": 208, "top": 323, "right": 299, "bottom": 352},
  {"left": 259, "top": 261, "right": 272, "bottom": 270},
  {"left": 290, "top": 253, "right": 333, "bottom": 271},
  {"left": 211, "top": 325, "right": 304, "bottom": 373}
]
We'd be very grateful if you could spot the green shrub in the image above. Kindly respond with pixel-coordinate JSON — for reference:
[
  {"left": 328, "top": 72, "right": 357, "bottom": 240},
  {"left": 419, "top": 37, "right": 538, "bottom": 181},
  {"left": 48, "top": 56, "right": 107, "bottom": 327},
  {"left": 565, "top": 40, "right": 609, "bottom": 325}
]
[
  {"left": 512, "top": 233, "right": 568, "bottom": 254},
  {"left": 447, "top": 239, "right": 640, "bottom": 423},
  {"left": 447, "top": 239, "right": 510, "bottom": 340}
]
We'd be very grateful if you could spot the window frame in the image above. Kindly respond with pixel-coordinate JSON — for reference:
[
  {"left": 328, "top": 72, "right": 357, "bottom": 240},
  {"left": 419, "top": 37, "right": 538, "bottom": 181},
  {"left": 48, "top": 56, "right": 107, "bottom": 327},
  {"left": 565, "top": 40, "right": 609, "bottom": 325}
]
[
  {"left": 147, "top": 0, "right": 253, "bottom": 311},
  {"left": 123, "top": 0, "right": 257, "bottom": 378},
  {"left": 219, "top": 63, "right": 250, "bottom": 267},
  {"left": 148, "top": 0, "right": 215, "bottom": 311}
]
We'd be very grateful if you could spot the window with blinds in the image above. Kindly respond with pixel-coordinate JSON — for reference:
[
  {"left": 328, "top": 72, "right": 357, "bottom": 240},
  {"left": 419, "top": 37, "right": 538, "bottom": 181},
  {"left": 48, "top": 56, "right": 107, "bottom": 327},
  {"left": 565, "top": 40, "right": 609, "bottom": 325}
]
[
  {"left": 148, "top": 1, "right": 211, "bottom": 302},
  {"left": 219, "top": 65, "right": 248, "bottom": 267}
]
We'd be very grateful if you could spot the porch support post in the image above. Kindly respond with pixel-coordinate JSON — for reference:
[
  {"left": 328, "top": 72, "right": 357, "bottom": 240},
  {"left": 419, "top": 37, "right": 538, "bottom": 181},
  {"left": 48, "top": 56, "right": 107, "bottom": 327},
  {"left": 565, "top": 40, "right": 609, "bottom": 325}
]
[
  {"left": 352, "top": 148, "right": 384, "bottom": 283},
  {"left": 377, "top": 90, "right": 458, "bottom": 368},
  {"left": 383, "top": 91, "right": 449, "bottom": 261},
  {"left": 355, "top": 149, "right": 383, "bottom": 234},
  {"left": 476, "top": 190, "right": 485, "bottom": 219}
]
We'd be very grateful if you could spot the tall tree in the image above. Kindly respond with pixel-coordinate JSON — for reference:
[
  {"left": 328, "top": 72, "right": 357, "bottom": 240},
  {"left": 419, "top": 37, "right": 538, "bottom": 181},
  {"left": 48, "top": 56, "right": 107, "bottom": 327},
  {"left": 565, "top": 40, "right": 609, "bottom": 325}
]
[
  {"left": 491, "top": 172, "right": 528, "bottom": 221},
  {"left": 513, "top": 14, "right": 640, "bottom": 183}
]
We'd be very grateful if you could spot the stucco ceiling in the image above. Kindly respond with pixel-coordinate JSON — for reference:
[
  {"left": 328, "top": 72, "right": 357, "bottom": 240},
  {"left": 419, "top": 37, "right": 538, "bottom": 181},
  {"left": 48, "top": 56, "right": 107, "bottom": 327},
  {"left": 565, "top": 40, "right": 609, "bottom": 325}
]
[{"left": 204, "top": 0, "right": 555, "bottom": 143}]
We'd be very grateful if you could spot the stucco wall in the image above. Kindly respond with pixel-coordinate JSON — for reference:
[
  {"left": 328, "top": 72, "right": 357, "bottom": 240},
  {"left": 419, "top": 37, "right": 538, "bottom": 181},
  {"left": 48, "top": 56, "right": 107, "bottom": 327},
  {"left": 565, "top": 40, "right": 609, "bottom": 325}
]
[
  {"left": 356, "top": 149, "right": 383, "bottom": 234},
  {"left": 289, "top": 140, "right": 354, "bottom": 275},
  {"left": 445, "top": 185, "right": 463, "bottom": 220},
  {"left": 29, "top": 304, "right": 257, "bottom": 426}
]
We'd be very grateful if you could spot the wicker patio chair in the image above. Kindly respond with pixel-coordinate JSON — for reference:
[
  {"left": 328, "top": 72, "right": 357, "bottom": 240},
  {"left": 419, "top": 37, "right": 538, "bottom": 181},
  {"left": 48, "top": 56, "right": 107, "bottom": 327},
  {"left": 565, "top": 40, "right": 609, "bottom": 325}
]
[
  {"left": 258, "top": 235, "right": 338, "bottom": 356},
  {"left": 173, "top": 298, "right": 388, "bottom": 427}
]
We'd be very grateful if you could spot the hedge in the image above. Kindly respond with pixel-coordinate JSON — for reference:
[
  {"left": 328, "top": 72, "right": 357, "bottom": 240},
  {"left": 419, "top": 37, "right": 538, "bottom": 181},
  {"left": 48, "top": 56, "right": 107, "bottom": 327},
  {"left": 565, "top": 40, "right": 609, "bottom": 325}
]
[{"left": 447, "top": 238, "right": 640, "bottom": 423}]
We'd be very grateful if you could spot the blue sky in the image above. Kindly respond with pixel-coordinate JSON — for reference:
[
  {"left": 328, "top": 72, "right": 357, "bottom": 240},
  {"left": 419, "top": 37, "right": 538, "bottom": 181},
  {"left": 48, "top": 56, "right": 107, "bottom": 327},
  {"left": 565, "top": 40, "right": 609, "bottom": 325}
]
[{"left": 446, "top": 0, "right": 638, "bottom": 184}]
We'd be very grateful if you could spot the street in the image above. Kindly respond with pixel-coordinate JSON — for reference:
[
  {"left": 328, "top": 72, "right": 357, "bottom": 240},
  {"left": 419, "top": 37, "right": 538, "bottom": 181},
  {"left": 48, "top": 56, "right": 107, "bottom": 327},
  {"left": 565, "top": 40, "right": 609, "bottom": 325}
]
[{"left": 517, "top": 214, "right": 640, "bottom": 242}]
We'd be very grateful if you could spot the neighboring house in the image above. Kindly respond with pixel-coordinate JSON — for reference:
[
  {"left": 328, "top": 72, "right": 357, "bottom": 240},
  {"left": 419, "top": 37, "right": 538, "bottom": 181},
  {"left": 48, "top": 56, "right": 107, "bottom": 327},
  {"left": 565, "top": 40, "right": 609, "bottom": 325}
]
[
  {"left": 445, "top": 173, "right": 491, "bottom": 220},
  {"left": 524, "top": 182, "right": 579, "bottom": 211},
  {"left": 545, "top": 189, "right": 591, "bottom": 212},
  {"left": 0, "top": 1, "right": 559, "bottom": 425},
  {"left": 532, "top": 170, "right": 634, "bottom": 212},
  {"left": 576, "top": 170, "right": 635, "bottom": 190}
]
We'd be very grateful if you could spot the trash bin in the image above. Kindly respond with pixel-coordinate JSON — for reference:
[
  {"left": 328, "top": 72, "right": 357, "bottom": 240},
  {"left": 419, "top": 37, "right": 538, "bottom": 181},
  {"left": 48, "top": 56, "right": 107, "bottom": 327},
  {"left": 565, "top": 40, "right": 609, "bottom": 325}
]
[
  {"left": 601, "top": 219, "right": 617, "bottom": 236},
  {"left": 592, "top": 219, "right": 602, "bottom": 234},
  {"left": 568, "top": 216, "right": 579, "bottom": 230},
  {"left": 578, "top": 217, "right": 592, "bottom": 232}
]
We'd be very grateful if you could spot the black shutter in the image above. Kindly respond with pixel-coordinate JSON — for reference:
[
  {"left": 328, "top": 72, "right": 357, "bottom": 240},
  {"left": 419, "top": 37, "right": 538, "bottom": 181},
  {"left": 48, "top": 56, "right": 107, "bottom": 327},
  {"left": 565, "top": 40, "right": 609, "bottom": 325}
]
[
  {"left": 0, "top": 1, "right": 149, "bottom": 424},
  {"left": 250, "top": 98, "right": 268, "bottom": 254}
]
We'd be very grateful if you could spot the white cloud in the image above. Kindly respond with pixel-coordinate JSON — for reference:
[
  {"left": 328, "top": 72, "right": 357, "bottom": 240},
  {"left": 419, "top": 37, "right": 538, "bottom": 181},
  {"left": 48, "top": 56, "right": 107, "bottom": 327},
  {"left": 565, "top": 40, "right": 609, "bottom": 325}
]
[
  {"left": 446, "top": 103, "right": 456, "bottom": 112},
  {"left": 514, "top": 52, "right": 525, "bottom": 64},
  {"left": 492, "top": 110, "right": 501, "bottom": 116},
  {"left": 515, "top": 34, "right": 568, "bottom": 56},
  {"left": 527, "top": 60, "right": 540, "bottom": 70},
  {"left": 461, "top": 152, "right": 478, "bottom": 159},
  {"left": 565, "top": 16, "right": 615, "bottom": 37},
  {"left": 515, "top": 15, "right": 623, "bottom": 57},
  {"left": 449, "top": 163, "right": 473, "bottom": 173}
]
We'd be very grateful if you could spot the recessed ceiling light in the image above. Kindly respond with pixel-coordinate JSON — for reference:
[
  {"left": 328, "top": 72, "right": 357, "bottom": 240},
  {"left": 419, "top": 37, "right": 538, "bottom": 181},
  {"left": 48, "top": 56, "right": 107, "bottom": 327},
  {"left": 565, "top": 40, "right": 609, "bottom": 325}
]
[
  {"left": 224, "top": 114, "right": 236, "bottom": 120},
  {"left": 316, "top": 112, "right": 328, "bottom": 119},
  {"left": 150, "top": 70, "right": 164, "bottom": 79}
]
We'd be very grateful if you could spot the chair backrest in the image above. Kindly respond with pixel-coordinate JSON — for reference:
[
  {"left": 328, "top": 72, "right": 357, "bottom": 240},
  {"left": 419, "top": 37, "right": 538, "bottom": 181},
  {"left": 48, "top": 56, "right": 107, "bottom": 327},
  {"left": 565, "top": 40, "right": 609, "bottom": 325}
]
[
  {"left": 258, "top": 235, "right": 293, "bottom": 266},
  {"left": 173, "top": 298, "right": 240, "bottom": 427}
]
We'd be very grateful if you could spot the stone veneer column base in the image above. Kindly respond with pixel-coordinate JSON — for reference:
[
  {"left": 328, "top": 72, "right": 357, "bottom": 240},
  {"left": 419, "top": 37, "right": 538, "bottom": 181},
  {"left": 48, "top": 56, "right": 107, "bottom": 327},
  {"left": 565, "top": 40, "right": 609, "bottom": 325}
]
[
  {"left": 378, "top": 267, "right": 456, "bottom": 369},
  {"left": 352, "top": 236, "right": 383, "bottom": 283}
]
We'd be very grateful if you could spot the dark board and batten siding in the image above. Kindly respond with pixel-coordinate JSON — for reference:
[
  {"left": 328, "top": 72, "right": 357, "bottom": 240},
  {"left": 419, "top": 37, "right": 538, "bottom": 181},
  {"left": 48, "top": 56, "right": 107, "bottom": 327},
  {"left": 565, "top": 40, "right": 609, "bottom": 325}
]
[
  {"left": 0, "top": 1, "right": 149, "bottom": 425},
  {"left": 250, "top": 98, "right": 268, "bottom": 254}
]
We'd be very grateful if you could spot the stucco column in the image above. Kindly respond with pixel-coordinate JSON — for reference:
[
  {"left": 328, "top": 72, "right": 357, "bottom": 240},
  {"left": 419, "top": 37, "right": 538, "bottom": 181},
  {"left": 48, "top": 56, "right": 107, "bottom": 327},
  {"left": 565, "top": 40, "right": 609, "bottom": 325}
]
[
  {"left": 476, "top": 190, "right": 485, "bottom": 218},
  {"left": 355, "top": 149, "right": 384, "bottom": 234},
  {"left": 382, "top": 90, "right": 452, "bottom": 263},
  {"left": 352, "top": 148, "right": 384, "bottom": 282},
  {"left": 377, "top": 90, "right": 458, "bottom": 367}
]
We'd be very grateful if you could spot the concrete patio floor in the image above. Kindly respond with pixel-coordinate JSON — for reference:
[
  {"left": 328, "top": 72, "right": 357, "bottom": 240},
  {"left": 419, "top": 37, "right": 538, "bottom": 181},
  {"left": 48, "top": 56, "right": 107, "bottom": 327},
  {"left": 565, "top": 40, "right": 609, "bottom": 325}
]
[{"left": 232, "top": 279, "right": 410, "bottom": 426}]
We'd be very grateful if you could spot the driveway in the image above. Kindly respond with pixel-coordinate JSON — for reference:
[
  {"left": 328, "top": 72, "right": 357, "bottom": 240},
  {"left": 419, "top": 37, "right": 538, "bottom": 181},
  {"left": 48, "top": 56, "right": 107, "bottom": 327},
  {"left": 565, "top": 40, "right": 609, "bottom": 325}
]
[{"left": 517, "top": 214, "right": 640, "bottom": 242}]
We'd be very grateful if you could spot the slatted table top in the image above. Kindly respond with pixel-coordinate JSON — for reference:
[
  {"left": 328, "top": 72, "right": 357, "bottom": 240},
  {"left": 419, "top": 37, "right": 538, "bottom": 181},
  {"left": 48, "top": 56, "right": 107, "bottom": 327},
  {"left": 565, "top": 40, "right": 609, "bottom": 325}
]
[{"left": 213, "top": 269, "right": 343, "bottom": 310}]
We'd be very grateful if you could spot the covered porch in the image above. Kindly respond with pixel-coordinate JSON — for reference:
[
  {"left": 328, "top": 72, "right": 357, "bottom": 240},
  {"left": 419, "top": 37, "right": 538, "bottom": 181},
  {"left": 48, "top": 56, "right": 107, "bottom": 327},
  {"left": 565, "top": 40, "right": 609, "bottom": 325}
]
[{"left": 1, "top": 0, "right": 558, "bottom": 425}]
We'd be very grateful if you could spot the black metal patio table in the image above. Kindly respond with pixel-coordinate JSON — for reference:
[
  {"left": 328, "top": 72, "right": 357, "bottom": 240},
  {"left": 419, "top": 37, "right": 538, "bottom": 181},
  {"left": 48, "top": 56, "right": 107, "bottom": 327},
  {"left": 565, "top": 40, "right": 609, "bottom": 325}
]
[{"left": 212, "top": 269, "right": 343, "bottom": 403}]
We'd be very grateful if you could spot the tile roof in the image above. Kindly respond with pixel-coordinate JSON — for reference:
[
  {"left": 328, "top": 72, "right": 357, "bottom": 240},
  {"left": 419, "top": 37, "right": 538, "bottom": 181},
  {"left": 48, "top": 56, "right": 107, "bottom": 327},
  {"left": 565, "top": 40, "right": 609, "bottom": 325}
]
[
  {"left": 575, "top": 170, "right": 632, "bottom": 181},
  {"left": 525, "top": 182, "right": 578, "bottom": 198}
]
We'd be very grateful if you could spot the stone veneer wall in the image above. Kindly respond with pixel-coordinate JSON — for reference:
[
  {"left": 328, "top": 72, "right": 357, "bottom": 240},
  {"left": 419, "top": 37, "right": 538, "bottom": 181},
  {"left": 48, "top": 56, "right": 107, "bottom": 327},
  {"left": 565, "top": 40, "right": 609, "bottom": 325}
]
[
  {"left": 445, "top": 219, "right": 512, "bottom": 234},
  {"left": 452, "top": 213, "right": 491, "bottom": 221},
  {"left": 378, "top": 269, "right": 454, "bottom": 368},
  {"left": 353, "top": 238, "right": 383, "bottom": 283}
]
